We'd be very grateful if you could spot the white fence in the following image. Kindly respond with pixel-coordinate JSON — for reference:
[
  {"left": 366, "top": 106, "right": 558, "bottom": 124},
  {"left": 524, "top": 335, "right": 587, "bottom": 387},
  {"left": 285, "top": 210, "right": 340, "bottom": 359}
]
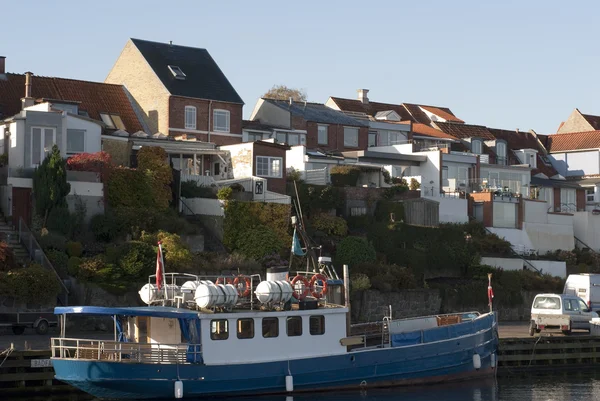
[
  {"left": 0, "top": 185, "right": 11, "bottom": 218},
  {"left": 180, "top": 173, "right": 217, "bottom": 187},
  {"left": 181, "top": 197, "right": 224, "bottom": 217},
  {"left": 262, "top": 190, "right": 291, "bottom": 204},
  {"left": 303, "top": 168, "right": 328, "bottom": 185}
]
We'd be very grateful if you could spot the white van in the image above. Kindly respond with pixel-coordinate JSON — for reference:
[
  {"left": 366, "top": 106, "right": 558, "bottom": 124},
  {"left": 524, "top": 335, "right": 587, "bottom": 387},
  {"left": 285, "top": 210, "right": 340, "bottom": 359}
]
[
  {"left": 563, "top": 274, "right": 600, "bottom": 310},
  {"left": 530, "top": 293, "right": 598, "bottom": 335}
]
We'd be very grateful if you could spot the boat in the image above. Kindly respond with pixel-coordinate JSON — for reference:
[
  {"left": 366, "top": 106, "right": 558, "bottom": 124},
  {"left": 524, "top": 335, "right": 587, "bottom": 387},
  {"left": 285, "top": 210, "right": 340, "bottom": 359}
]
[{"left": 50, "top": 262, "right": 499, "bottom": 400}]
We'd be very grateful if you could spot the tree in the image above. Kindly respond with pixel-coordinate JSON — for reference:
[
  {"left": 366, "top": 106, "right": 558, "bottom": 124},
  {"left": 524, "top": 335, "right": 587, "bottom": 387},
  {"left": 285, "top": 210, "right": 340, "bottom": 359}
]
[
  {"left": 263, "top": 85, "right": 307, "bottom": 102},
  {"left": 33, "top": 145, "right": 71, "bottom": 226}
]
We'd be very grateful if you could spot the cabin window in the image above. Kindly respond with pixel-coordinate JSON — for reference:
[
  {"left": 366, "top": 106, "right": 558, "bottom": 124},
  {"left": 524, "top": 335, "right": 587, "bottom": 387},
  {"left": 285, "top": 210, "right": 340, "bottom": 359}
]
[
  {"left": 287, "top": 316, "right": 302, "bottom": 337},
  {"left": 136, "top": 316, "right": 150, "bottom": 343},
  {"left": 210, "top": 319, "right": 229, "bottom": 340},
  {"left": 309, "top": 315, "right": 325, "bottom": 335},
  {"left": 237, "top": 318, "right": 254, "bottom": 339},
  {"left": 262, "top": 317, "right": 279, "bottom": 338}
]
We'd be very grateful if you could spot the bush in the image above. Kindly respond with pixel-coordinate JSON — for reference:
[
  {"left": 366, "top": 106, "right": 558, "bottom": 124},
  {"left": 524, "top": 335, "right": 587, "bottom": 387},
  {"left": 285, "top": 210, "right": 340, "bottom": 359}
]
[
  {"left": 409, "top": 178, "right": 420, "bottom": 190},
  {"left": 382, "top": 170, "right": 391, "bottom": 185},
  {"left": 67, "top": 151, "right": 112, "bottom": 174},
  {"left": 46, "top": 249, "right": 69, "bottom": 277},
  {"left": 374, "top": 201, "right": 404, "bottom": 223},
  {"left": 46, "top": 207, "right": 76, "bottom": 237},
  {"left": 116, "top": 241, "right": 156, "bottom": 278},
  {"left": 78, "top": 256, "right": 107, "bottom": 281},
  {"left": 0, "top": 242, "right": 18, "bottom": 271},
  {"left": 330, "top": 166, "right": 360, "bottom": 187},
  {"left": 0, "top": 266, "right": 61, "bottom": 305},
  {"left": 262, "top": 252, "right": 289, "bottom": 269},
  {"left": 217, "top": 187, "right": 233, "bottom": 200},
  {"left": 106, "top": 167, "right": 155, "bottom": 209},
  {"left": 235, "top": 227, "right": 284, "bottom": 261},
  {"left": 67, "top": 257, "right": 82, "bottom": 276},
  {"left": 90, "top": 213, "right": 119, "bottom": 242},
  {"left": 350, "top": 274, "right": 371, "bottom": 293},
  {"left": 310, "top": 213, "right": 348, "bottom": 237},
  {"left": 39, "top": 231, "right": 67, "bottom": 252},
  {"left": 181, "top": 181, "right": 216, "bottom": 199},
  {"left": 296, "top": 184, "right": 344, "bottom": 214},
  {"left": 140, "top": 231, "right": 193, "bottom": 270},
  {"left": 382, "top": 183, "right": 408, "bottom": 200},
  {"left": 336, "top": 236, "right": 376, "bottom": 267},
  {"left": 66, "top": 241, "right": 83, "bottom": 258},
  {"left": 287, "top": 167, "right": 302, "bottom": 182},
  {"left": 137, "top": 147, "right": 172, "bottom": 209},
  {"left": 33, "top": 145, "right": 71, "bottom": 226},
  {"left": 353, "top": 262, "right": 417, "bottom": 291}
]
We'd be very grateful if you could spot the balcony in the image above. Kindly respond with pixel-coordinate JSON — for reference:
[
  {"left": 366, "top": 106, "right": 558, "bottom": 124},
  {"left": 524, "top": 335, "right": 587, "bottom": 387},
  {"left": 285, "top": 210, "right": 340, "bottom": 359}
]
[{"left": 443, "top": 178, "right": 525, "bottom": 202}]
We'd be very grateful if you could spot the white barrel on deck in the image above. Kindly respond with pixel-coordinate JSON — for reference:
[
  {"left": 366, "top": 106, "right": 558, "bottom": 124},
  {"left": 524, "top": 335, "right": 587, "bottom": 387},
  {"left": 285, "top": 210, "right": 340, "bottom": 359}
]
[
  {"left": 194, "top": 283, "right": 239, "bottom": 308},
  {"left": 266, "top": 267, "right": 289, "bottom": 282},
  {"left": 139, "top": 283, "right": 180, "bottom": 305},
  {"left": 181, "top": 280, "right": 213, "bottom": 303},
  {"left": 255, "top": 280, "right": 293, "bottom": 304}
]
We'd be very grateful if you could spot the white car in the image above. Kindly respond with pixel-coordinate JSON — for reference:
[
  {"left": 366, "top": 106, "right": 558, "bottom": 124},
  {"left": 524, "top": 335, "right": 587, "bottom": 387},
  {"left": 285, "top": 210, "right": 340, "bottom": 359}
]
[{"left": 530, "top": 293, "right": 598, "bottom": 336}]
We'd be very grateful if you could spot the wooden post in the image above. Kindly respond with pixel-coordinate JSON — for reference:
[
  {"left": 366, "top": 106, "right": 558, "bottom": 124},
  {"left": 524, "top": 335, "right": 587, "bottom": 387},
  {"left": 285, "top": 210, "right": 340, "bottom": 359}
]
[{"left": 343, "top": 264, "right": 350, "bottom": 337}]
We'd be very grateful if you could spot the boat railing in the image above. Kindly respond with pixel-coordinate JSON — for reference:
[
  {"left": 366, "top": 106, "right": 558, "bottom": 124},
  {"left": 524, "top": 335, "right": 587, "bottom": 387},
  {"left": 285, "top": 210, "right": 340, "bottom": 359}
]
[{"left": 51, "top": 338, "right": 202, "bottom": 364}]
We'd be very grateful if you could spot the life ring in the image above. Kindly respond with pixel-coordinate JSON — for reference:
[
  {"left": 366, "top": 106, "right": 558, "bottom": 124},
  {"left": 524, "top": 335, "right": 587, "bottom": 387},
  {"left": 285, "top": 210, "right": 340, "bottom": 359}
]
[
  {"left": 216, "top": 277, "right": 233, "bottom": 285},
  {"left": 290, "top": 275, "right": 310, "bottom": 300},
  {"left": 233, "top": 275, "right": 252, "bottom": 297},
  {"left": 310, "top": 274, "right": 328, "bottom": 299}
]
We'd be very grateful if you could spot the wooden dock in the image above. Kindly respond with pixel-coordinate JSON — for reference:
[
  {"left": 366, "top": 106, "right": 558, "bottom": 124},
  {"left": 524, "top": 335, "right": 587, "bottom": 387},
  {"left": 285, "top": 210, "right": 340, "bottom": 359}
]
[
  {"left": 0, "top": 349, "right": 83, "bottom": 398},
  {"left": 498, "top": 335, "right": 600, "bottom": 375}
]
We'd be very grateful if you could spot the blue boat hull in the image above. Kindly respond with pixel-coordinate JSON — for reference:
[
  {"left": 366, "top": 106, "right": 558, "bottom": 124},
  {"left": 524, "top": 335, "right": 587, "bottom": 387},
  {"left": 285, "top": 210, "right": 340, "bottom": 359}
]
[{"left": 52, "top": 317, "right": 498, "bottom": 400}]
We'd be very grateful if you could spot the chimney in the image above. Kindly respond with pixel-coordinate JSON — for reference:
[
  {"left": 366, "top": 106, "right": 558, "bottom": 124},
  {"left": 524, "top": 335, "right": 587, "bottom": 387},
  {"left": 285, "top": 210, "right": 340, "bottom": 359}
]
[
  {"left": 515, "top": 128, "right": 519, "bottom": 134},
  {"left": 0, "top": 56, "right": 5, "bottom": 74},
  {"left": 289, "top": 97, "right": 293, "bottom": 105},
  {"left": 21, "top": 71, "right": 35, "bottom": 109},
  {"left": 357, "top": 89, "right": 369, "bottom": 104}
]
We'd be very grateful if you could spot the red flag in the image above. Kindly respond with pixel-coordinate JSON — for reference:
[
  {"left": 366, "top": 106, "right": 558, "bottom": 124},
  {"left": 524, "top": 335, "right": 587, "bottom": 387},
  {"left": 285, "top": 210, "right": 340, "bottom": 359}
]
[{"left": 156, "top": 242, "right": 164, "bottom": 290}]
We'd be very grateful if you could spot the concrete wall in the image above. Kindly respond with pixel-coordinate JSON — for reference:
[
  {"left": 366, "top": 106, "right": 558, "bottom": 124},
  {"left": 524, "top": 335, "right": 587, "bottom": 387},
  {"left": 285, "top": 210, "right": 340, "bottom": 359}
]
[
  {"left": 249, "top": 99, "right": 291, "bottom": 128},
  {"left": 524, "top": 217, "right": 574, "bottom": 253},
  {"left": 286, "top": 145, "right": 306, "bottom": 171},
  {"left": 481, "top": 257, "right": 567, "bottom": 278},
  {"left": 428, "top": 196, "right": 468, "bottom": 224},
  {"left": 573, "top": 211, "right": 600, "bottom": 251},
  {"left": 221, "top": 142, "right": 253, "bottom": 179},
  {"left": 481, "top": 257, "right": 524, "bottom": 271},
  {"left": 66, "top": 114, "right": 102, "bottom": 154},
  {"left": 550, "top": 150, "right": 599, "bottom": 177},
  {"left": 181, "top": 197, "right": 224, "bottom": 216}
]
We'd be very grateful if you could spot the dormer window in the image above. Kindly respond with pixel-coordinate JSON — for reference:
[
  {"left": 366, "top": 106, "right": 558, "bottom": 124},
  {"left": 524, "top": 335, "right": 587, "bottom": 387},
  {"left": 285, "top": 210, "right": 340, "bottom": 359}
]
[
  {"left": 168, "top": 65, "right": 186, "bottom": 80},
  {"left": 496, "top": 141, "right": 507, "bottom": 165},
  {"left": 471, "top": 139, "right": 482, "bottom": 154},
  {"left": 527, "top": 153, "right": 537, "bottom": 168}
]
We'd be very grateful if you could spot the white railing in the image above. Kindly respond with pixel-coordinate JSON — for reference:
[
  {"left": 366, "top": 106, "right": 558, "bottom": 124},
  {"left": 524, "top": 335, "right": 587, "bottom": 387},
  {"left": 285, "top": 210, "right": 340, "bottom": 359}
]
[
  {"left": 180, "top": 173, "right": 217, "bottom": 187},
  {"left": 303, "top": 167, "right": 329, "bottom": 185},
  {"left": 261, "top": 190, "right": 291, "bottom": 205},
  {"left": 51, "top": 338, "right": 201, "bottom": 364}
]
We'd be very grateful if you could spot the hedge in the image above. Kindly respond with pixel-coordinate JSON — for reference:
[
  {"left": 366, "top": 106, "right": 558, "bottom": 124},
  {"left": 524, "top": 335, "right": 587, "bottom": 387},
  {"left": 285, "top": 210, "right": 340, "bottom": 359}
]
[
  {"left": 310, "top": 213, "right": 348, "bottom": 237},
  {"left": 0, "top": 266, "right": 61, "bottom": 305},
  {"left": 0, "top": 242, "right": 18, "bottom": 271},
  {"left": 335, "top": 236, "right": 376, "bottom": 267},
  {"left": 330, "top": 166, "right": 360, "bottom": 187}
]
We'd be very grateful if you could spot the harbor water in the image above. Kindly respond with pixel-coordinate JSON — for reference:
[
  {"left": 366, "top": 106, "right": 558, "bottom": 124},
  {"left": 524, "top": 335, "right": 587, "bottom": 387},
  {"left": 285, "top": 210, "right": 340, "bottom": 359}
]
[{"left": 25, "top": 372, "right": 600, "bottom": 401}]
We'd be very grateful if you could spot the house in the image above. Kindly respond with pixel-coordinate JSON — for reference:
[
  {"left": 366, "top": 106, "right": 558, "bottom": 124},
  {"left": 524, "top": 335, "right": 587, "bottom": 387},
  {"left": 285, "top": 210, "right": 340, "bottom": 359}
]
[
  {"left": 106, "top": 38, "right": 244, "bottom": 149},
  {"left": 249, "top": 98, "right": 369, "bottom": 151},
  {"left": 556, "top": 109, "right": 600, "bottom": 134},
  {"left": 242, "top": 120, "right": 307, "bottom": 146}
]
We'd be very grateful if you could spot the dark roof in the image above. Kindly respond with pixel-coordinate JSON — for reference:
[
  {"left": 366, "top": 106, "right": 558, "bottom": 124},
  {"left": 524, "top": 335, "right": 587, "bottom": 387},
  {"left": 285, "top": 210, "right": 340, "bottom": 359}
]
[
  {"left": 266, "top": 99, "right": 368, "bottom": 126},
  {"left": 582, "top": 113, "right": 600, "bottom": 130},
  {"left": 131, "top": 38, "right": 243, "bottom": 104},
  {"left": 545, "top": 130, "right": 600, "bottom": 152},
  {"left": 487, "top": 128, "right": 558, "bottom": 177},
  {"left": 328, "top": 97, "right": 414, "bottom": 121},
  {"left": 0, "top": 73, "right": 145, "bottom": 132},
  {"left": 242, "top": 120, "right": 289, "bottom": 131},
  {"left": 530, "top": 176, "right": 580, "bottom": 189},
  {"left": 434, "top": 121, "right": 495, "bottom": 140}
]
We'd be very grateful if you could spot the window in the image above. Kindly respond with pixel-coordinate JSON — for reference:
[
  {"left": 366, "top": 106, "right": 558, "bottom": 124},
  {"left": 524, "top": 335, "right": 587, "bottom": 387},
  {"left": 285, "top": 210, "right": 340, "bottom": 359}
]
[
  {"left": 111, "top": 115, "right": 126, "bottom": 131},
  {"left": 288, "top": 133, "right": 299, "bottom": 146},
  {"left": 533, "top": 296, "right": 560, "bottom": 310},
  {"left": 496, "top": 142, "right": 507, "bottom": 165},
  {"left": 287, "top": 316, "right": 302, "bottom": 337},
  {"left": 457, "top": 167, "right": 468, "bottom": 186},
  {"left": 527, "top": 153, "right": 537, "bottom": 168},
  {"left": 256, "top": 156, "right": 282, "bottom": 178},
  {"left": 237, "top": 318, "right": 254, "bottom": 339},
  {"left": 471, "top": 139, "right": 482, "bottom": 154},
  {"left": 379, "top": 131, "right": 405, "bottom": 146},
  {"left": 213, "top": 110, "right": 230, "bottom": 132},
  {"left": 274, "top": 131, "right": 306, "bottom": 146},
  {"left": 246, "top": 132, "right": 264, "bottom": 142},
  {"left": 262, "top": 317, "right": 279, "bottom": 338},
  {"left": 368, "top": 131, "right": 377, "bottom": 147},
  {"left": 350, "top": 207, "right": 367, "bottom": 216},
  {"left": 587, "top": 187, "right": 595, "bottom": 203},
  {"left": 168, "top": 65, "right": 186, "bottom": 80},
  {"left": 578, "top": 299, "right": 588, "bottom": 311},
  {"left": 564, "top": 299, "right": 575, "bottom": 311},
  {"left": 276, "top": 132, "right": 287, "bottom": 144},
  {"left": 31, "top": 127, "right": 56, "bottom": 166},
  {"left": 210, "top": 319, "right": 229, "bottom": 340},
  {"left": 344, "top": 127, "right": 359, "bottom": 148},
  {"left": 99, "top": 113, "right": 116, "bottom": 129},
  {"left": 309, "top": 315, "right": 325, "bottom": 335},
  {"left": 214, "top": 162, "right": 220, "bottom": 176},
  {"left": 66, "top": 129, "right": 85, "bottom": 155},
  {"left": 561, "top": 188, "right": 576, "bottom": 211},
  {"left": 318, "top": 125, "right": 328, "bottom": 145},
  {"left": 442, "top": 166, "right": 448, "bottom": 184},
  {"left": 185, "top": 106, "right": 197, "bottom": 129}
]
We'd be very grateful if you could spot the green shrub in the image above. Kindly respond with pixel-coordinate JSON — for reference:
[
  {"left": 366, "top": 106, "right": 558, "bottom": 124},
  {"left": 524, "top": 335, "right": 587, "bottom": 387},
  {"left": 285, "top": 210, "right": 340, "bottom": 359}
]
[
  {"left": 295, "top": 184, "right": 344, "bottom": 214},
  {"left": 46, "top": 249, "right": 69, "bottom": 277},
  {"left": 181, "top": 180, "right": 217, "bottom": 199},
  {"left": 116, "top": 241, "right": 156, "bottom": 278},
  {"left": 137, "top": 147, "right": 172, "bottom": 209},
  {"left": 346, "top": 215, "right": 375, "bottom": 231},
  {"left": 140, "top": 231, "right": 193, "bottom": 270},
  {"left": 382, "top": 184, "right": 408, "bottom": 200},
  {"left": 374, "top": 201, "right": 404, "bottom": 223},
  {"left": 330, "top": 166, "right": 360, "bottom": 187},
  {"left": 382, "top": 170, "right": 391, "bottom": 185},
  {"left": 33, "top": 145, "right": 70, "bottom": 226},
  {"left": 310, "top": 213, "right": 348, "bottom": 236},
  {"left": 409, "top": 178, "right": 420, "bottom": 190},
  {"left": 287, "top": 167, "right": 302, "bottom": 182},
  {"left": 0, "top": 242, "right": 18, "bottom": 271},
  {"left": 78, "top": 256, "right": 107, "bottom": 281},
  {"left": 90, "top": 213, "right": 119, "bottom": 242},
  {"left": 217, "top": 187, "right": 233, "bottom": 200},
  {"left": 235, "top": 227, "right": 284, "bottom": 261},
  {"left": 39, "top": 231, "right": 67, "bottom": 252},
  {"left": 46, "top": 207, "right": 75, "bottom": 237},
  {"left": 350, "top": 274, "right": 371, "bottom": 293},
  {"left": 106, "top": 167, "right": 155, "bottom": 209},
  {"left": 353, "top": 262, "right": 417, "bottom": 291},
  {"left": 1, "top": 266, "right": 61, "bottom": 305},
  {"left": 336, "top": 236, "right": 376, "bottom": 267},
  {"left": 66, "top": 241, "right": 83, "bottom": 258},
  {"left": 67, "top": 256, "right": 82, "bottom": 276}
]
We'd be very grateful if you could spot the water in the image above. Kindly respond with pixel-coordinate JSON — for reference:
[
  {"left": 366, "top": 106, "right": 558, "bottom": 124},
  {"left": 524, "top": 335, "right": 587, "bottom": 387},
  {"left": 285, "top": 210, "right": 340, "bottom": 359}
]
[{"left": 28, "top": 373, "right": 600, "bottom": 401}]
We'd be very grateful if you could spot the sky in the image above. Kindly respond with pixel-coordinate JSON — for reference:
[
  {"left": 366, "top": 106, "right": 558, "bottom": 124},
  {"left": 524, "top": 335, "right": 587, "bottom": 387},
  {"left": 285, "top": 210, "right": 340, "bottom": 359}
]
[{"left": 1, "top": 0, "right": 599, "bottom": 134}]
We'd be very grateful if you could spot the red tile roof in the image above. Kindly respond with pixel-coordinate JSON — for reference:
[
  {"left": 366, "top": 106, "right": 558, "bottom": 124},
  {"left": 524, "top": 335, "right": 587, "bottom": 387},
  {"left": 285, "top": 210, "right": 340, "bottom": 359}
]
[
  {"left": 328, "top": 97, "right": 414, "bottom": 121},
  {"left": 419, "top": 105, "right": 464, "bottom": 123},
  {"left": 403, "top": 103, "right": 463, "bottom": 125},
  {"left": 545, "top": 130, "right": 600, "bottom": 152},
  {"left": 433, "top": 121, "right": 494, "bottom": 140},
  {"left": 412, "top": 123, "right": 456, "bottom": 140},
  {"left": 0, "top": 73, "right": 145, "bottom": 133}
]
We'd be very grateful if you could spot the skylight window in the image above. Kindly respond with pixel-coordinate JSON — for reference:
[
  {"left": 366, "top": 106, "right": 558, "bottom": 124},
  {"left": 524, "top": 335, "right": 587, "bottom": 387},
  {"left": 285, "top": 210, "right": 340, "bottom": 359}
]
[
  {"left": 100, "top": 113, "right": 116, "bottom": 129},
  {"left": 168, "top": 65, "right": 186, "bottom": 80},
  {"left": 111, "top": 115, "right": 126, "bottom": 131},
  {"left": 99, "top": 113, "right": 127, "bottom": 131}
]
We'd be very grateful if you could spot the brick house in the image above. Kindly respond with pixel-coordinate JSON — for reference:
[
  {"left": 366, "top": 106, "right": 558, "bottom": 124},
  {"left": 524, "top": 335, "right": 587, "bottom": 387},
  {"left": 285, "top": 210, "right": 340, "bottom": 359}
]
[
  {"left": 106, "top": 39, "right": 244, "bottom": 149},
  {"left": 556, "top": 108, "right": 600, "bottom": 134},
  {"left": 249, "top": 98, "right": 369, "bottom": 151}
]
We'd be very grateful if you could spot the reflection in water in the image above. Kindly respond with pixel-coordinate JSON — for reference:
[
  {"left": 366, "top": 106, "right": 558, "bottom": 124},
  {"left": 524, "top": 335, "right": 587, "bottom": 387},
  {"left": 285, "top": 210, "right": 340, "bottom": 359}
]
[{"left": 61, "top": 372, "right": 600, "bottom": 401}]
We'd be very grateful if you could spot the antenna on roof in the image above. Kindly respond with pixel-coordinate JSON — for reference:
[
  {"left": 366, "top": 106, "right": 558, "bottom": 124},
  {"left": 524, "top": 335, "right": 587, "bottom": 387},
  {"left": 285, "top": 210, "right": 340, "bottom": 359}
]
[{"left": 169, "top": 40, "right": 173, "bottom": 46}]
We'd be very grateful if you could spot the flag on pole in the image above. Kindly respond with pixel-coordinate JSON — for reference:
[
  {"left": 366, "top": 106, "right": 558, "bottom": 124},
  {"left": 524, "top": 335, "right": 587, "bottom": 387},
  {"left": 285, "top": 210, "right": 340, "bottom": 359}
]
[
  {"left": 487, "top": 273, "right": 494, "bottom": 311},
  {"left": 156, "top": 241, "right": 164, "bottom": 290}
]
